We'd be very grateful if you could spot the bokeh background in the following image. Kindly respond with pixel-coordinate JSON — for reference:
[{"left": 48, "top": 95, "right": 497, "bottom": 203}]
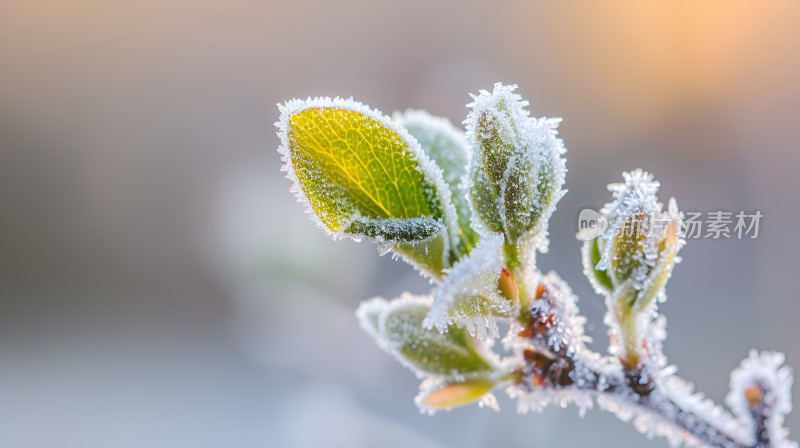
[{"left": 2, "top": 1, "right": 799, "bottom": 447}]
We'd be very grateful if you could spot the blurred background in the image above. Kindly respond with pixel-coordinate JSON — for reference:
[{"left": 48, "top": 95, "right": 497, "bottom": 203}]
[{"left": 1, "top": 1, "right": 799, "bottom": 447}]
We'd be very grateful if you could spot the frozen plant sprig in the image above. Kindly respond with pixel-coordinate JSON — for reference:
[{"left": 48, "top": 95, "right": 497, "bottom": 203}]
[{"left": 276, "top": 83, "right": 796, "bottom": 448}]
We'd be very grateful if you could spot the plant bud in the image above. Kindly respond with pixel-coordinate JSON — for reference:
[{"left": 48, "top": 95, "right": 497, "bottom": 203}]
[{"left": 465, "top": 83, "right": 566, "bottom": 249}]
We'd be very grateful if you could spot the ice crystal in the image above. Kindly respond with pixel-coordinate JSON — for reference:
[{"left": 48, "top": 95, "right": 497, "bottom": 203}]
[
  {"left": 423, "top": 233, "right": 509, "bottom": 338},
  {"left": 526, "top": 271, "right": 587, "bottom": 357},
  {"left": 512, "top": 385, "right": 595, "bottom": 417},
  {"left": 394, "top": 109, "right": 479, "bottom": 257}
]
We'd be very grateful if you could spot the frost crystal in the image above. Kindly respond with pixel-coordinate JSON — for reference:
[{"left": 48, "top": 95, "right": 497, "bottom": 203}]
[
  {"left": 527, "top": 271, "right": 587, "bottom": 356},
  {"left": 393, "top": 109, "right": 479, "bottom": 257},
  {"left": 423, "top": 233, "right": 508, "bottom": 338},
  {"left": 512, "top": 385, "right": 594, "bottom": 417}
]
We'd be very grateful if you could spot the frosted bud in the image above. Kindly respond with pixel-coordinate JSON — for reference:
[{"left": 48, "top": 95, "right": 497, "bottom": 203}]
[
  {"left": 583, "top": 170, "right": 684, "bottom": 312},
  {"left": 582, "top": 170, "right": 684, "bottom": 369},
  {"left": 465, "top": 83, "right": 566, "bottom": 248}
]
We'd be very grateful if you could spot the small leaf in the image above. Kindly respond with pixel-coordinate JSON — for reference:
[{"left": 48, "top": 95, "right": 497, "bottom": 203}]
[
  {"left": 582, "top": 237, "right": 614, "bottom": 293},
  {"left": 420, "top": 377, "right": 495, "bottom": 409},
  {"left": 355, "top": 297, "right": 387, "bottom": 340},
  {"left": 424, "top": 233, "right": 511, "bottom": 339},
  {"left": 360, "top": 294, "right": 493, "bottom": 377},
  {"left": 277, "top": 98, "right": 460, "bottom": 279},
  {"left": 395, "top": 110, "right": 480, "bottom": 258},
  {"left": 465, "top": 83, "right": 566, "bottom": 248}
]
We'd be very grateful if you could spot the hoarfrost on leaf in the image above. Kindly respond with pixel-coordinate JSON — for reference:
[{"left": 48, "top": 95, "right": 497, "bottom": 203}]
[
  {"left": 276, "top": 97, "right": 461, "bottom": 280},
  {"left": 423, "top": 233, "right": 510, "bottom": 338},
  {"left": 394, "top": 109, "right": 480, "bottom": 257},
  {"left": 360, "top": 293, "right": 495, "bottom": 378}
]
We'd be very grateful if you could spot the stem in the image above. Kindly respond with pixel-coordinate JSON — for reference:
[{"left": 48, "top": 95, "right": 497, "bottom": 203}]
[
  {"left": 582, "top": 377, "right": 748, "bottom": 448},
  {"left": 503, "top": 242, "right": 530, "bottom": 318},
  {"left": 521, "top": 351, "right": 753, "bottom": 448},
  {"left": 613, "top": 286, "right": 641, "bottom": 370},
  {"left": 517, "top": 307, "right": 776, "bottom": 448},
  {"left": 619, "top": 305, "right": 640, "bottom": 368}
]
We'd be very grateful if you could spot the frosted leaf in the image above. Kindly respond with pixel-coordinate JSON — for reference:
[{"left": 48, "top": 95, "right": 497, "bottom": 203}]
[
  {"left": 423, "top": 233, "right": 510, "bottom": 338},
  {"left": 276, "top": 97, "right": 462, "bottom": 280},
  {"left": 357, "top": 293, "right": 494, "bottom": 378},
  {"left": 394, "top": 109, "right": 479, "bottom": 257},
  {"left": 582, "top": 236, "right": 613, "bottom": 294},
  {"left": 415, "top": 375, "right": 497, "bottom": 415},
  {"left": 464, "top": 83, "right": 567, "bottom": 250},
  {"left": 355, "top": 296, "right": 388, "bottom": 341},
  {"left": 726, "top": 350, "right": 797, "bottom": 448}
]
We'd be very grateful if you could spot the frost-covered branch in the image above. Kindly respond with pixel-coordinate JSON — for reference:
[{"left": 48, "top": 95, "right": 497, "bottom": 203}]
[{"left": 276, "top": 83, "right": 796, "bottom": 447}]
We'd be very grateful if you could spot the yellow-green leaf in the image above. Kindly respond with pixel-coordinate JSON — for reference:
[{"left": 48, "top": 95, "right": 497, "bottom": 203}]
[
  {"left": 422, "top": 377, "right": 495, "bottom": 409},
  {"left": 277, "top": 98, "right": 459, "bottom": 278}
]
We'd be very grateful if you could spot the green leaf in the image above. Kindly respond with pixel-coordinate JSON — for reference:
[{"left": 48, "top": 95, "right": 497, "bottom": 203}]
[
  {"left": 585, "top": 237, "right": 614, "bottom": 292},
  {"left": 395, "top": 110, "right": 480, "bottom": 258},
  {"left": 355, "top": 297, "right": 387, "bottom": 340},
  {"left": 277, "top": 98, "right": 459, "bottom": 279},
  {"left": 367, "top": 294, "right": 493, "bottom": 376},
  {"left": 465, "top": 83, "right": 566, "bottom": 247},
  {"left": 424, "top": 233, "right": 510, "bottom": 339}
]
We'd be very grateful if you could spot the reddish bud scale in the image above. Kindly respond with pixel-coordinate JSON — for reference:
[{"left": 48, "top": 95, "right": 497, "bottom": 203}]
[{"left": 498, "top": 268, "right": 519, "bottom": 303}]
